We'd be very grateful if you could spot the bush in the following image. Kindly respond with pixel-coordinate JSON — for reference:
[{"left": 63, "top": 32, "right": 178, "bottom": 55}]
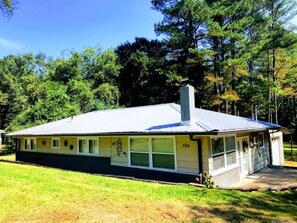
[{"left": 0, "top": 137, "right": 16, "bottom": 156}]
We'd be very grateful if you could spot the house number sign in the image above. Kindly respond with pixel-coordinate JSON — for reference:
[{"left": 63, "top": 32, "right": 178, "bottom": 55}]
[{"left": 183, "top": 143, "right": 190, "bottom": 148}]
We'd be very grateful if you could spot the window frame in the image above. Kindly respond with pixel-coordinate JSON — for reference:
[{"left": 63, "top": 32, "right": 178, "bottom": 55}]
[
  {"left": 52, "top": 138, "right": 60, "bottom": 149},
  {"left": 211, "top": 135, "right": 237, "bottom": 172},
  {"left": 130, "top": 138, "right": 150, "bottom": 167},
  {"left": 77, "top": 137, "right": 100, "bottom": 156},
  {"left": 128, "top": 136, "right": 176, "bottom": 171},
  {"left": 24, "top": 138, "right": 37, "bottom": 151}
]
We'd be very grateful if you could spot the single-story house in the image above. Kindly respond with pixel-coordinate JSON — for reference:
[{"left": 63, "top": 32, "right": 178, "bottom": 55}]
[{"left": 7, "top": 85, "right": 284, "bottom": 186}]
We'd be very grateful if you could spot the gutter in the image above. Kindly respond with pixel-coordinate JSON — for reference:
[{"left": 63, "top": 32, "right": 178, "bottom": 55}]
[
  {"left": 189, "top": 135, "right": 203, "bottom": 175},
  {"left": 7, "top": 127, "right": 279, "bottom": 138},
  {"left": 6, "top": 131, "right": 220, "bottom": 138}
]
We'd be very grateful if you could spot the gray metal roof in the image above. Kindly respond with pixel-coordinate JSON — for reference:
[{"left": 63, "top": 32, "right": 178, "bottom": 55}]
[
  {"left": 7, "top": 103, "right": 280, "bottom": 137},
  {"left": 0, "top": 130, "right": 5, "bottom": 134}
]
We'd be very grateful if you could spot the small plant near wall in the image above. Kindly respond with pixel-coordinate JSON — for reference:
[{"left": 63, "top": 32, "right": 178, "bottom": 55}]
[
  {"left": 203, "top": 171, "right": 214, "bottom": 188},
  {"left": 195, "top": 171, "right": 214, "bottom": 188}
]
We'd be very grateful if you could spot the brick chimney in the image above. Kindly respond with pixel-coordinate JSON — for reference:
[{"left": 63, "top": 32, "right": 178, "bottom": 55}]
[{"left": 180, "top": 85, "right": 195, "bottom": 126}]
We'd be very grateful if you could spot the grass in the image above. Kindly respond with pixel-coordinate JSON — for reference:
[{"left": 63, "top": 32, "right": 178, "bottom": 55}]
[
  {"left": 0, "top": 153, "right": 15, "bottom": 161},
  {"left": 0, "top": 161, "right": 296, "bottom": 223},
  {"left": 283, "top": 142, "right": 297, "bottom": 166}
]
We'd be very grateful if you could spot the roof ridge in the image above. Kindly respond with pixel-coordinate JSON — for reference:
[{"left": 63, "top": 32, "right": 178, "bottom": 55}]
[{"left": 91, "top": 103, "right": 175, "bottom": 114}]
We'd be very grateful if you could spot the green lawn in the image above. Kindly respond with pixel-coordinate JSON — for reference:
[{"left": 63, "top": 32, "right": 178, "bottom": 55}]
[
  {"left": 0, "top": 161, "right": 296, "bottom": 223},
  {"left": 284, "top": 142, "right": 297, "bottom": 164},
  {"left": 0, "top": 153, "right": 15, "bottom": 161}
]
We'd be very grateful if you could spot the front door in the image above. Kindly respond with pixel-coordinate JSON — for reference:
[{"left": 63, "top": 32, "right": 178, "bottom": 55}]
[{"left": 237, "top": 137, "right": 249, "bottom": 178}]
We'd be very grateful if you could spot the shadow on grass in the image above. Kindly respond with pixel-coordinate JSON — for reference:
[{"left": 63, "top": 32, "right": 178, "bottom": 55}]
[
  {"left": 189, "top": 190, "right": 297, "bottom": 222},
  {"left": 284, "top": 150, "right": 297, "bottom": 161}
]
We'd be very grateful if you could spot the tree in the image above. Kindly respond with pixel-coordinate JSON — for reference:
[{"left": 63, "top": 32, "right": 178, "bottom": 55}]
[
  {"left": 67, "top": 79, "right": 96, "bottom": 113},
  {"left": 152, "top": 0, "right": 297, "bottom": 127},
  {"left": 6, "top": 82, "right": 80, "bottom": 132},
  {"left": 94, "top": 83, "right": 120, "bottom": 106},
  {"left": 116, "top": 37, "right": 179, "bottom": 107},
  {"left": 0, "top": 0, "right": 17, "bottom": 18},
  {"left": 260, "top": 0, "right": 297, "bottom": 124},
  {"left": 152, "top": 0, "right": 208, "bottom": 107}
]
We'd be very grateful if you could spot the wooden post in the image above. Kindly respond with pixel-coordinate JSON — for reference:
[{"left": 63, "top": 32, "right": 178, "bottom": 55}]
[{"left": 291, "top": 134, "right": 293, "bottom": 160}]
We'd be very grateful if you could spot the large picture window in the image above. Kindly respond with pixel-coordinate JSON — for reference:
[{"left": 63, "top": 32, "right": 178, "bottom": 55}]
[
  {"left": 78, "top": 138, "right": 99, "bottom": 155},
  {"left": 24, "top": 138, "right": 36, "bottom": 151},
  {"left": 130, "top": 137, "right": 175, "bottom": 170},
  {"left": 212, "top": 136, "right": 236, "bottom": 171}
]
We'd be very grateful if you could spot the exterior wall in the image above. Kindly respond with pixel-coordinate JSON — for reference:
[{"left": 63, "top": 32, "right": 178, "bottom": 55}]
[
  {"left": 212, "top": 166, "right": 240, "bottom": 187},
  {"left": 236, "top": 132, "right": 251, "bottom": 138},
  {"left": 250, "top": 132, "right": 270, "bottom": 173},
  {"left": 16, "top": 131, "right": 274, "bottom": 186},
  {"left": 20, "top": 137, "right": 78, "bottom": 154},
  {"left": 99, "top": 137, "right": 111, "bottom": 157},
  {"left": 16, "top": 151, "right": 198, "bottom": 183},
  {"left": 37, "top": 137, "right": 77, "bottom": 155},
  {"left": 110, "top": 137, "right": 128, "bottom": 166},
  {"left": 207, "top": 132, "right": 272, "bottom": 187},
  {"left": 20, "top": 138, "right": 24, "bottom": 150},
  {"left": 17, "top": 135, "right": 204, "bottom": 176},
  {"left": 201, "top": 137, "right": 211, "bottom": 174},
  {"left": 270, "top": 131, "right": 284, "bottom": 165},
  {"left": 176, "top": 136, "right": 199, "bottom": 174}
]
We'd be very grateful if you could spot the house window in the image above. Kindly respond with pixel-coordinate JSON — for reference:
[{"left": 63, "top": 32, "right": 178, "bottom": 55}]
[
  {"left": 52, "top": 138, "right": 60, "bottom": 149},
  {"left": 78, "top": 138, "right": 99, "bottom": 155},
  {"left": 24, "top": 138, "right": 36, "bottom": 151},
  {"left": 226, "top": 136, "right": 236, "bottom": 166},
  {"left": 130, "top": 138, "right": 149, "bottom": 167},
  {"left": 211, "top": 136, "right": 236, "bottom": 171},
  {"left": 130, "top": 137, "right": 175, "bottom": 170}
]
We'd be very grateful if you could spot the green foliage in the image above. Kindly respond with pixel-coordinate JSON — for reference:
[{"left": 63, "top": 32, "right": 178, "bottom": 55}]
[
  {"left": 6, "top": 82, "right": 80, "bottom": 131},
  {"left": 0, "top": 0, "right": 17, "bottom": 18},
  {"left": 116, "top": 38, "right": 177, "bottom": 106},
  {"left": 152, "top": 0, "right": 297, "bottom": 126},
  {"left": 0, "top": 47, "right": 122, "bottom": 132},
  {"left": 67, "top": 79, "right": 96, "bottom": 113},
  {"left": 94, "top": 83, "right": 119, "bottom": 106}
]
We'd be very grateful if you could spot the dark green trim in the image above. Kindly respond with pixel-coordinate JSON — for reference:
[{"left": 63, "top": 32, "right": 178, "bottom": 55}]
[{"left": 16, "top": 151, "right": 198, "bottom": 183}]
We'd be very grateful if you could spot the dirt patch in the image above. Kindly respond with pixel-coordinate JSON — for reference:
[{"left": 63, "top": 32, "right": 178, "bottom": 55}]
[{"left": 4, "top": 210, "right": 80, "bottom": 223}]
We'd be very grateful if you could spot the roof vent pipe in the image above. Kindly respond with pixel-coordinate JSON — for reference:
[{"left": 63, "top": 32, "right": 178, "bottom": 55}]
[{"left": 180, "top": 84, "right": 195, "bottom": 126}]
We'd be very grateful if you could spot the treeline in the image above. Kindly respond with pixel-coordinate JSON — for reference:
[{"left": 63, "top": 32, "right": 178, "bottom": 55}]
[
  {"left": 0, "top": 0, "right": 297, "bottom": 138},
  {"left": 0, "top": 48, "right": 122, "bottom": 131}
]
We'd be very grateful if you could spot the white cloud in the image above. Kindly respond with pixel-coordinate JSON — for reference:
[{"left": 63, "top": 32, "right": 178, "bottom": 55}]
[{"left": 0, "top": 37, "right": 22, "bottom": 50}]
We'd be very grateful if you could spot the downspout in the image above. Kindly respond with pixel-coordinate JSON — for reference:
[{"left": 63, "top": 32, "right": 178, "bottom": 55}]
[
  {"left": 189, "top": 135, "right": 203, "bottom": 174},
  {"left": 12, "top": 137, "right": 21, "bottom": 160},
  {"left": 268, "top": 131, "right": 272, "bottom": 166}
]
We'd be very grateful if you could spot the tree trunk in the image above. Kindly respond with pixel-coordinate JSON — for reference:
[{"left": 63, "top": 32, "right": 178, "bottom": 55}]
[
  {"left": 267, "top": 50, "right": 272, "bottom": 123},
  {"left": 272, "top": 47, "right": 278, "bottom": 124}
]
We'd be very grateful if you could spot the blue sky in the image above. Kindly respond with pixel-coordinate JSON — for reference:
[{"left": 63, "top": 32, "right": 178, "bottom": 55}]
[
  {"left": 0, "top": 0, "right": 296, "bottom": 59},
  {"left": 0, "top": 0, "right": 163, "bottom": 58}
]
